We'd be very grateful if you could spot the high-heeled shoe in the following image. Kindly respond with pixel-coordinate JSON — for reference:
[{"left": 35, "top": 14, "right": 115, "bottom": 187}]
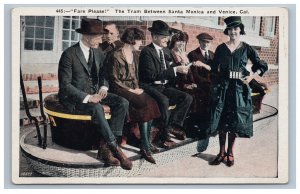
[
  {"left": 140, "top": 149, "right": 156, "bottom": 164},
  {"left": 226, "top": 153, "right": 234, "bottom": 167},
  {"left": 209, "top": 153, "right": 226, "bottom": 165}
]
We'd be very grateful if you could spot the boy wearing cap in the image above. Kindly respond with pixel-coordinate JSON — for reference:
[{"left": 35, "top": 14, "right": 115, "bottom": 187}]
[{"left": 187, "top": 32, "right": 214, "bottom": 116}]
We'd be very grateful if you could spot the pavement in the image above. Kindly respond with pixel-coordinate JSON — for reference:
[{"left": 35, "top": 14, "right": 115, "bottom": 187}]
[
  {"left": 139, "top": 85, "right": 278, "bottom": 178},
  {"left": 19, "top": 85, "right": 279, "bottom": 179}
]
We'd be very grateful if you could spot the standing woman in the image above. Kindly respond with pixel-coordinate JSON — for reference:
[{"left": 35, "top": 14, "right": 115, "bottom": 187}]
[
  {"left": 207, "top": 16, "right": 268, "bottom": 167},
  {"left": 108, "top": 27, "right": 161, "bottom": 164}
]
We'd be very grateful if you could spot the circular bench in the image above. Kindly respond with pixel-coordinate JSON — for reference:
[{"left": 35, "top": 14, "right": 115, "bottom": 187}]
[{"left": 44, "top": 93, "right": 111, "bottom": 150}]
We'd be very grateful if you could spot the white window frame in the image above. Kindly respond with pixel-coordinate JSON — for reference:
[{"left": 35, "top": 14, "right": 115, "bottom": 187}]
[
  {"left": 21, "top": 16, "right": 61, "bottom": 65},
  {"left": 61, "top": 16, "right": 85, "bottom": 51},
  {"left": 264, "top": 16, "right": 276, "bottom": 37},
  {"left": 241, "top": 16, "right": 261, "bottom": 36}
]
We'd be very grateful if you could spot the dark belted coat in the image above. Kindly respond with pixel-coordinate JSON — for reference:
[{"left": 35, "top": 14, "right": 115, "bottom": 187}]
[{"left": 208, "top": 42, "right": 268, "bottom": 138}]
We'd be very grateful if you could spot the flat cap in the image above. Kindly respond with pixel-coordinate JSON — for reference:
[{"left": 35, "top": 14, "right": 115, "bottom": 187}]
[{"left": 196, "top": 33, "right": 213, "bottom": 41}]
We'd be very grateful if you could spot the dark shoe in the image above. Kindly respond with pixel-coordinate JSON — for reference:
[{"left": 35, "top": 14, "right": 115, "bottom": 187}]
[
  {"left": 170, "top": 127, "right": 187, "bottom": 140},
  {"left": 97, "top": 144, "right": 120, "bottom": 166},
  {"left": 150, "top": 144, "right": 160, "bottom": 154},
  {"left": 209, "top": 153, "right": 226, "bottom": 165},
  {"left": 159, "top": 139, "right": 176, "bottom": 149},
  {"left": 108, "top": 144, "right": 133, "bottom": 170},
  {"left": 226, "top": 153, "right": 234, "bottom": 167},
  {"left": 140, "top": 149, "right": 156, "bottom": 164}
]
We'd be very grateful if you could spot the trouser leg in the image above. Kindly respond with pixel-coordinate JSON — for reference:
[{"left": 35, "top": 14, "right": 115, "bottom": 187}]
[
  {"left": 163, "top": 87, "right": 193, "bottom": 127},
  {"left": 76, "top": 103, "right": 116, "bottom": 143},
  {"left": 101, "top": 93, "right": 129, "bottom": 137},
  {"left": 142, "top": 86, "right": 170, "bottom": 140}
]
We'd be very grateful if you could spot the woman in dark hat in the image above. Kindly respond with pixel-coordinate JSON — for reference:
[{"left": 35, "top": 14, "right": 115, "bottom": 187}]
[
  {"left": 107, "top": 27, "right": 161, "bottom": 164},
  {"left": 205, "top": 16, "right": 268, "bottom": 167}
]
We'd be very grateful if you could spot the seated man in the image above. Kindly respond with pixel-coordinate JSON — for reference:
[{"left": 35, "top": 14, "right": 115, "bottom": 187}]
[
  {"left": 139, "top": 20, "right": 193, "bottom": 147},
  {"left": 58, "top": 18, "right": 132, "bottom": 170}
]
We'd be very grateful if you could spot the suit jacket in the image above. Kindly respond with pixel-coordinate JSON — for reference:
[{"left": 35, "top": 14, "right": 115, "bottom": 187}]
[
  {"left": 139, "top": 43, "right": 176, "bottom": 85},
  {"left": 187, "top": 48, "right": 214, "bottom": 85},
  {"left": 58, "top": 43, "right": 108, "bottom": 112}
]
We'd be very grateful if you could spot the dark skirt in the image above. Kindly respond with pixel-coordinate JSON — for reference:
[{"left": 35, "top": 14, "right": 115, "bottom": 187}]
[
  {"left": 114, "top": 87, "right": 161, "bottom": 123},
  {"left": 218, "top": 81, "right": 253, "bottom": 137},
  {"left": 209, "top": 79, "right": 253, "bottom": 138}
]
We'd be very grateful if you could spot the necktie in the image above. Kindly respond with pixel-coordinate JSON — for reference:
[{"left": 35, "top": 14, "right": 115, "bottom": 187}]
[
  {"left": 159, "top": 49, "right": 166, "bottom": 84},
  {"left": 88, "top": 48, "right": 98, "bottom": 92},
  {"left": 88, "top": 48, "right": 94, "bottom": 71},
  {"left": 159, "top": 49, "right": 166, "bottom": 70},
  {"left": 205, "top": 51, "right": 209, "bottom": 61}
]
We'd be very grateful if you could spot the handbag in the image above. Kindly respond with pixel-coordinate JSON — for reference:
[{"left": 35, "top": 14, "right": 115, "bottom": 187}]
[{"left": 249, "top": 78, "right": 268, "bottom": 96}]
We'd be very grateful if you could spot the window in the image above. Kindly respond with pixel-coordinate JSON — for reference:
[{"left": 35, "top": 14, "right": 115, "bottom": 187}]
[
  {"left": 265, "top": 17, "right": 276, "bottom": 37},
  {"left": 242, "top": 16, "right": 256, "bottom": 31},
  {"left": 62, "top": 16, "right": 85, "bottom": 51},
  {"left": 241, "top": 16, "right": 260, "bottom": 36},
  {"left": 24, "top": 16, "right": 55, "bottom": 50}
]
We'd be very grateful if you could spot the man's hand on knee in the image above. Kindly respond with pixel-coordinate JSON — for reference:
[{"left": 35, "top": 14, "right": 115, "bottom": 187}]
[
  {"left": 88, "top": 94, "right": 102, "bottom": 103},
  {"left": 98, "top": 89, "right": 108, "bottom": 99}
]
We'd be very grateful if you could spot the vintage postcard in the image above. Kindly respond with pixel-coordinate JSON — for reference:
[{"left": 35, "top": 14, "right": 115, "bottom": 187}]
[{"left": 12, "top": 6, "right": 288, "bottom": 184}]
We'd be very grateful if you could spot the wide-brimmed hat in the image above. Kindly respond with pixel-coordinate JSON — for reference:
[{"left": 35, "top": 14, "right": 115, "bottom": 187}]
[
  {"left": 75, "top": 18, "right": 106, "bottom": 35},
  {"left": 148, "top": 20, "right": 171, "bottom": 36},
  {"left": 224, "top": 16, "right": 244, "bottom": 28},
  {"left": 196, "top": 33, "right": 213, "bottom": 41}
]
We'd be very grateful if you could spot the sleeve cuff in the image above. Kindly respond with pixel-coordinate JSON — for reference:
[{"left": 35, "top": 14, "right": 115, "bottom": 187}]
[
  {"left": 100, "top": 86, "right": 108, "bottom": 91},
  {"left": 173, "top": 67, "right": 177, "bottom": 76},
  {"left": 256, "top": 69, "right": 262, "bottom": 75},
  {"left": 83, "top": 95, "right": 91, "bottom": 103}
]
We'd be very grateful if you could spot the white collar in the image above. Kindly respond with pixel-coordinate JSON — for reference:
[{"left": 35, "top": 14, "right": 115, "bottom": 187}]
[
  {"left": 80, "top": 40, "right": 90, "bottom": 53},
  {"left": 199, "top": 47, "right": 209, "bottom": 56},
  {"left": 152, "top": 42, "right": 163, "bottom": 51},
  {"left": 79, "top": 40, "right": 91, "bottom": 61},
  {"left": 199, "top": 47, "right": 208, "bottom": 52}
]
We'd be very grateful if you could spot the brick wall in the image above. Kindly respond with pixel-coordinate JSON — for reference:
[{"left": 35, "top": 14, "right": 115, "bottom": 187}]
[
  {"left": 22, "top": 17, "right": 279, "bottom": 97},
  {"left": 262, "top": 67, "right": 278, "bottom": 86},
  {"left": 258, "top": 17, "right": 279, "bottom": 65}
]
